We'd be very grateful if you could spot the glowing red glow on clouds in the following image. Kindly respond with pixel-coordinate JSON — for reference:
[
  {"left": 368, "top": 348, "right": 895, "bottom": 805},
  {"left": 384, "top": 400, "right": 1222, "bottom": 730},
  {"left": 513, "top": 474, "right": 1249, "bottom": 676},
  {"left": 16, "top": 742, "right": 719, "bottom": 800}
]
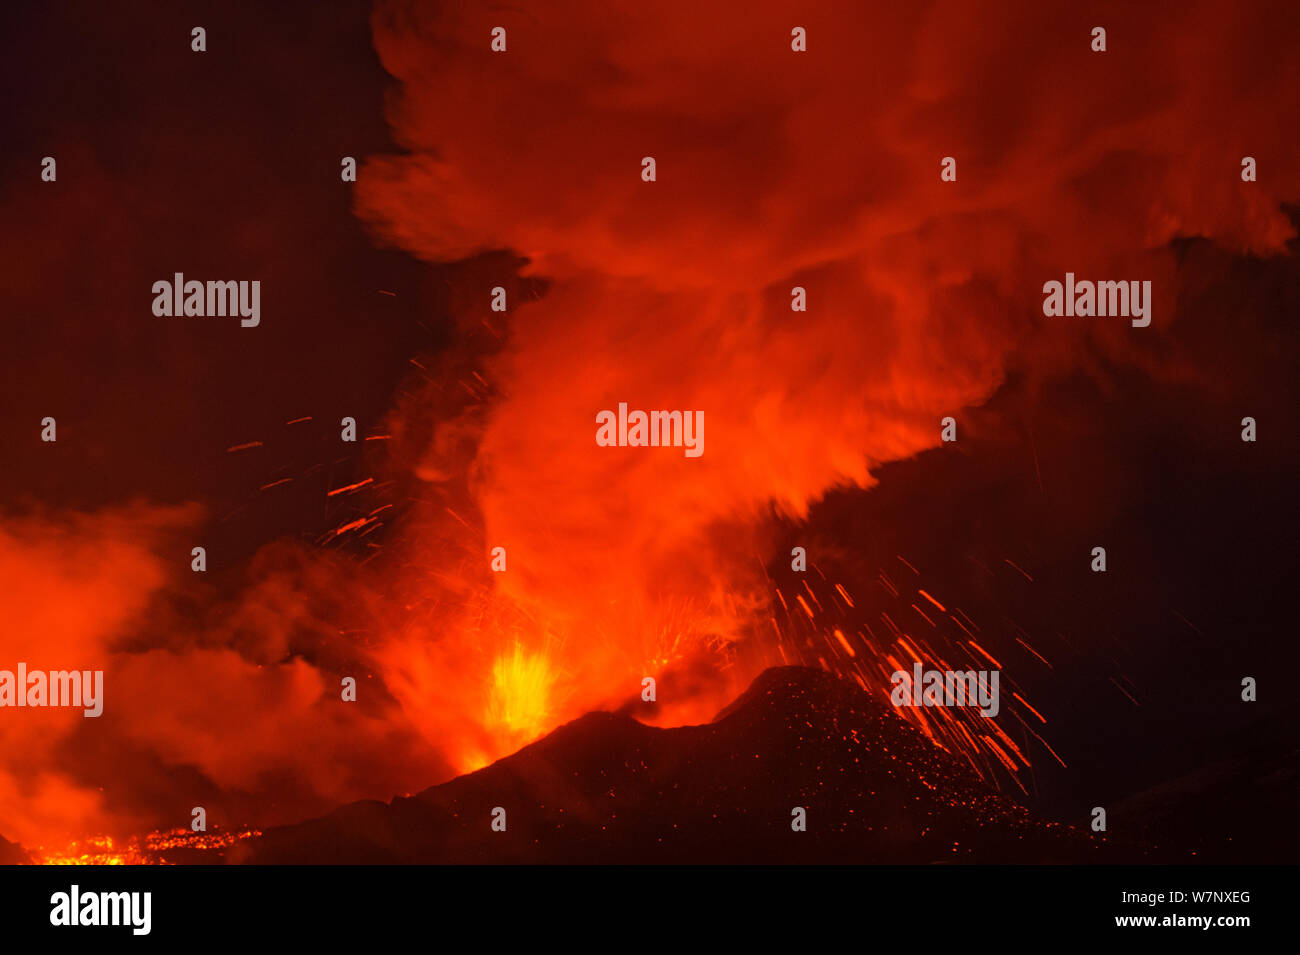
[{"left": 355, "top": 0, "right": 1298, "bottom": 768}]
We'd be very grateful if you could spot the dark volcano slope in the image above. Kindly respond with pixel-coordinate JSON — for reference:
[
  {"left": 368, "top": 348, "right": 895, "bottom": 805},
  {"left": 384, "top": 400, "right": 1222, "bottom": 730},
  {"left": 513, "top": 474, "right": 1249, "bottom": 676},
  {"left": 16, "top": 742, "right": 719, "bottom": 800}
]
[
  {"left": 237, "top": 667, "right": 1115, "bottom": 864},
  {"left": 0, "top": 833, "right": 29, "bottom": 865}
]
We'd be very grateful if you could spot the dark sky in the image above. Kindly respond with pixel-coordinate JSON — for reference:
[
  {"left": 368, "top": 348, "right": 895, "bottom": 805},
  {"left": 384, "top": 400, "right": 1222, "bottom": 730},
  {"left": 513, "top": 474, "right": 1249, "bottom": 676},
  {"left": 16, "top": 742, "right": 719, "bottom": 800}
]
[
  {"left": 0, "top": 0, "right": 442, "bottom": 547},
  {"left": 0, "top": 0, "right": 472, "bottom": 846}
]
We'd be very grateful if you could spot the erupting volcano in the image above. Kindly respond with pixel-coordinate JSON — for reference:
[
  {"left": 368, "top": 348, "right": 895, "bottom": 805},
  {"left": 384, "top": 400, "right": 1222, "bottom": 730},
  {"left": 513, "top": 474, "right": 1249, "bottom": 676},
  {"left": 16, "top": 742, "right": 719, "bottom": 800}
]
[
  {"left": 233, "top": 667, "right": 1103, "bottom": 865},
  {"left": 2, "top": 0, "right": 1298, "bottom": 870}
]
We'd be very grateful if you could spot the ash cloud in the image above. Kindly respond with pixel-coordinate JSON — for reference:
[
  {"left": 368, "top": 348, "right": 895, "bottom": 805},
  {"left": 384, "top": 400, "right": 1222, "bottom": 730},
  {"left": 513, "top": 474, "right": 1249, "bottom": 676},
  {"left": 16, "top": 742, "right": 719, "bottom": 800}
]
[
  {"left": 0, "top": 506, "right": 446, "bottom": 848},
  {"left": 356, "top": 0, "right": 1300, "bottom": 721}
]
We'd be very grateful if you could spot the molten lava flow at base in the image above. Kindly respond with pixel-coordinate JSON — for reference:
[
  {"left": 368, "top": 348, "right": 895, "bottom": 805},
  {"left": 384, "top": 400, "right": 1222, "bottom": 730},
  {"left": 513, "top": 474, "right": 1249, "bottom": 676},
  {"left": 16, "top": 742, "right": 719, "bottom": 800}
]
[{"left": 33, "top": 828, "right": 260, "bottom": 866}]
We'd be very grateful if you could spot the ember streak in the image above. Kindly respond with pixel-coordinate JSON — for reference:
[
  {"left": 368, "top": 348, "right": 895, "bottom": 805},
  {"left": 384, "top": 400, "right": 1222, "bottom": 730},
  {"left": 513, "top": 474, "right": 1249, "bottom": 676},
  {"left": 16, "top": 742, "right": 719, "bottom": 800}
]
[{"left": 890, "top": 663, "right": 1000, "bottom": 718}]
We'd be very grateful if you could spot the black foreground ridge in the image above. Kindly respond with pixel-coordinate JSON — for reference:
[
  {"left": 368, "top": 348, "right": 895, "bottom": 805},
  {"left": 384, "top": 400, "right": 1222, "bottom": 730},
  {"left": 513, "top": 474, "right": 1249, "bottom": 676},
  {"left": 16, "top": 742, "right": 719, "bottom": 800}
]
[
  {"left": 0, "top": 834, "right": 29, "bottom": 865},
  {"left": 233, "top": 666, "right": 1116, "bottom": 864}
]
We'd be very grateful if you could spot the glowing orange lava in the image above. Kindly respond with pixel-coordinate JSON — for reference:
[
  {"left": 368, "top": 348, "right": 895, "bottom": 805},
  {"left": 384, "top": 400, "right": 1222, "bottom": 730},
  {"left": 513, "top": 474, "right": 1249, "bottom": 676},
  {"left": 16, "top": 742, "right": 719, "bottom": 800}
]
[{"left": 486, "top": 644, "right": 557, "bottom": 740}]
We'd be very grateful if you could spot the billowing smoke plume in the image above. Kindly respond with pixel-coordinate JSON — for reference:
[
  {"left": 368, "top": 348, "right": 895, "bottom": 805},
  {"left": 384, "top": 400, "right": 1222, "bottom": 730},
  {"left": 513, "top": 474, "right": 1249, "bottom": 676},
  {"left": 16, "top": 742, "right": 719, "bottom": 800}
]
[
  {"left": 355, "top": 0, "right": 1300, "bottom": 738},
  {"left": 0, "top": 507, "right": 446, "bottom": 848}
]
